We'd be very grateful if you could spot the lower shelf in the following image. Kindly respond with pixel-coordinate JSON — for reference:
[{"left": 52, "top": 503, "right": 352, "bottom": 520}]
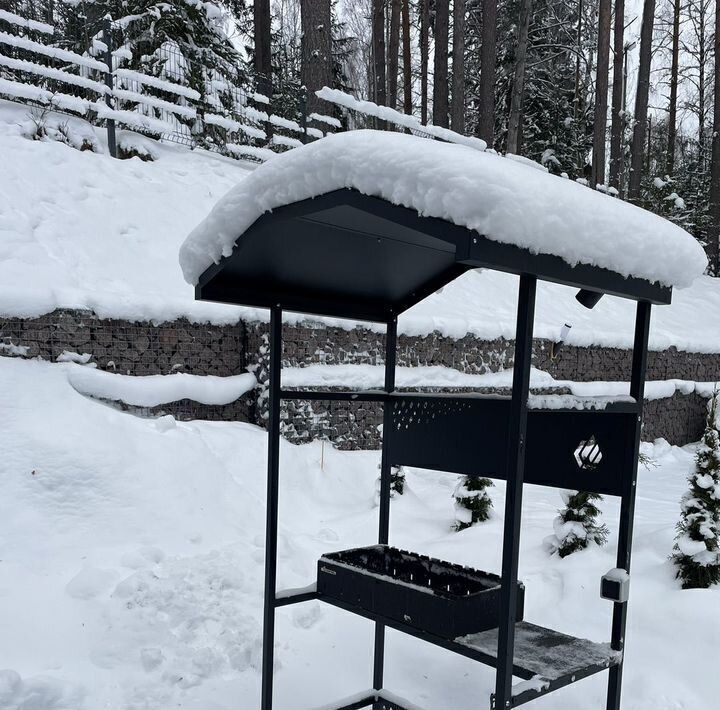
[
  {"left": 316, "top": 594, "right": 621, "bottom": 708},
  {"left": 458, "top": 623, "right": 622, "bottom": 707}
]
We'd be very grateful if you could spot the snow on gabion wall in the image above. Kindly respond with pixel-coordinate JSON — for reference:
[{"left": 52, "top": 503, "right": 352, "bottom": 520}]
[{"left": 0, "top": 309, "right": 716, "bottom": 445}]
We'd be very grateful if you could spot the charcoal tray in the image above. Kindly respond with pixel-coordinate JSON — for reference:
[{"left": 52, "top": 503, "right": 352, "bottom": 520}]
[{"left": 317, "top": 545, "right": 524, "bottom": 640}]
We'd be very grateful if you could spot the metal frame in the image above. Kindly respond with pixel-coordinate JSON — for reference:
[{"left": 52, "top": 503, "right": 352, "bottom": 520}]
[
  {"left": 261, "top": 304, "right": 282, "bottom": 710},
  {"left": 197, "top": 182, "right": 664, "bottom": 710},
  {"left": 606, "top": 301, "right": 652, "bottom": 710},
  {"left": 260, "top": 309, "right": 403, "bottom": 710},
  {"left": 494, "top": 274, "right": 537, "bottom": 708},
  {"left": 374, "top": 317, "right": 397, "bottom": 697},
  {"left": 258, "top": 292, "right": 651, "bottom": 710}
]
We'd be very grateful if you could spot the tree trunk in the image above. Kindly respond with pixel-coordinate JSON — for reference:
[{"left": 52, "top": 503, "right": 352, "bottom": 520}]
[
  {"left": 433, "top": 0, "right": 450, "bottom": 127},
  {"left": 477, "top": 0, "right": 497, "bottom": 145},
  {"left": 507, "top": 0, "right": 533, "bottom": 154},
  {"left": 666, "top": 0, "right": 681, "bottom": 176},
  {"left": 402, "top": 0, "right": 412, "bottom": 114},
  {"left": 372, "top": 0, "right": 387, "bottom": 129},
  {"left": 627, "top": 0, "right": 656, "bottom": 202},
  {"left": 253, "top": 0, "right": 272, "bottom": 97},
  {"left": 709, "top": 2, "right": 720, "bottom": 271},
  {"left": 609, "top": 0, "right": 625, "bottom": 190},
  {"left": 301, "top": 0, "right": 332, "bottom": 116},
  {"left": 574, "top": 0, "right": 584, "bottom": 122},
  {"left": 451, "top": 0, "right": 466, "bottom": 132},
  {"left": 420, "top": 0, "right": 429, "bottom": 123},
  {"left": 592, "top": 0, "right": 612, "bottom": 187},
  {"left": 698, "top": 4, "right": 707, "bottom": 175},
  {"left": 388, "top": 0, "right": 401, "bottom": 109}
]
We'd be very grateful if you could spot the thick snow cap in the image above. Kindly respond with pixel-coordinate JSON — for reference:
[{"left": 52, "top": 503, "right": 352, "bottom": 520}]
[{"left": 179, "top": 130, "right": 708, "bottom": 290}]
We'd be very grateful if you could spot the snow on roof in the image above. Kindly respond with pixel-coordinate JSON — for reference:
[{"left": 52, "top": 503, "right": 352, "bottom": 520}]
[{"left": 179, "top": 130, "right": 707, "bottom": 291}]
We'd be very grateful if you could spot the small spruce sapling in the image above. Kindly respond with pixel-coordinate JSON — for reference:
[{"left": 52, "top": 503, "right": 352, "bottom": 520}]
[
  {"left": 672, "top": 393, "right": 720, "bottom": 589},
  {"left": 546, "top": 489, "right": 609, "bottom": 558},
  {"left": 453, "top": 476, "right": 494, "bottom": 531},
  {"left": 374, "top": 464, "right": 406, "bottom": 505}
]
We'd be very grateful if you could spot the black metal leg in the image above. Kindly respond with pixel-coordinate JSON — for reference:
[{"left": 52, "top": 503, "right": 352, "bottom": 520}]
[
  {"left": 607, "top": 301, "right": 651, "bottom": 710},
  {"left": 373, "top": 317, "right": 398, "bottom": 694},
  {"left": 262, "top": 305, "right": 283, "bottom": 710},
  {"left": 494, "top": 275, "right": 537, "bottom": 709}
]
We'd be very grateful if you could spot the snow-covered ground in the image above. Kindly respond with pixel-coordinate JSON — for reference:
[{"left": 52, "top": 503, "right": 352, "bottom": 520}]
[
  {"left": 1, "top": 354, "right": 718, "bottom": 710},
  {"left": 2, "top": 98, "right": 720, "bottom": 352},
  {"left": 0, "top": 99, "right": 252, "bottom": 325}
]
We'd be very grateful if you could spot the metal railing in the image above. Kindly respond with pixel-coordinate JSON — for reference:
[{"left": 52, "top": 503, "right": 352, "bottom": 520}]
[
  {"left": 0, "top": 7, "right": 479, "bottom": 163},
  {"left": 0, "top": 9, "right": 328, "bottom": 162}
]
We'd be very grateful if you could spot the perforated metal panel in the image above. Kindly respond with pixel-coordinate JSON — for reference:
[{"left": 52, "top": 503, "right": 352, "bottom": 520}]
[{"left": 387, "top": 394, "right": 636, "bottom": 496}]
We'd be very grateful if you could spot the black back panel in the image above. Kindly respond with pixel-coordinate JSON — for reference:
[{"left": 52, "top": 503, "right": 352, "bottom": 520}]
[{"left": 387, "top": 394, "right": 636, "bottom": 496}]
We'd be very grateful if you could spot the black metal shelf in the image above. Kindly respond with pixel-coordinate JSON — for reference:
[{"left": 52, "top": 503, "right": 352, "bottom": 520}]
[
  {"left": 279, "top": 388, "right": 640, "bottom": 414},
  {"left": 280, "top": 389, "right": 389, "bottom": 402},
  {"left": 316, "top": 592, "right": 619, "bottom": 709}
]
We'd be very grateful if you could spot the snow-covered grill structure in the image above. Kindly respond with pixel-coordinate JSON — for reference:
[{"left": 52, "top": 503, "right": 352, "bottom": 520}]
[{"left": 179, "top": 130, "right": 707, "bottom": 710}]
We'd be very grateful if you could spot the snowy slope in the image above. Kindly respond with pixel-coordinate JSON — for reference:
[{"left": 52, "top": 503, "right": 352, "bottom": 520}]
[
  {"left": 1, "top": 355, "right": 718, "bottom": 710},
  {"left": 0, "top": 99, "right": 251, "bottom": 324},
  {"left": 2, "top": 98, "right": 720, "bottom": 352}
]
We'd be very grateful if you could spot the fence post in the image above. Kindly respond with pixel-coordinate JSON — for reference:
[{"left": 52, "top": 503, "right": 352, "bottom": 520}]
[
  {"left": 299, "top": 87, "right": 308, "bottom": 144},
  {"left": 102, "top": 15, "right": 117, "bottom": 158}
]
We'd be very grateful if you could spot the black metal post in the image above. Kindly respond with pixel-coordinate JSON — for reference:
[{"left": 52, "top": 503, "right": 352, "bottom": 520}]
[
  {"left": 373, "top": 317, "right": 398, "bottom": 699},
  {"left": 261, "top": 305, "right": 283, "bottom": 710},
  {"left": 606, "top": 300, "right": 651, "bottom": 710},
  {"left": 102, "top": 16, "right": 117, "bottom": 158},
  {"left": 494, "top": 274, "right": 536, "bottom": 709}
]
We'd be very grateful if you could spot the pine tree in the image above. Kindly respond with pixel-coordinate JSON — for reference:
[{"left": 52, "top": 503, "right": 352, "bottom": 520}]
[
  {"left": 453, "top": 476, "right": 493, "bottom": 531},
  {"left": 546, "top": 489, "right": 609, "bottom": 558},
  {"left": 493, "top": 0, "right": 595, "bottom": 177},
  {"left": 99, "top": 1, "right": 250, "bottom": 148},
  {"left": 301, "top": 0, "right": 332, "bottom": 116},
  {"left": 672, "top": 393, "right": 720, "bottom": 589}
]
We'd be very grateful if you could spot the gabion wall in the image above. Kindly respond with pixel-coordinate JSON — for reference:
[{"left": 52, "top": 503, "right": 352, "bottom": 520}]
[{"left": 0, "top": 309, "right": 716, "bottom": 445}]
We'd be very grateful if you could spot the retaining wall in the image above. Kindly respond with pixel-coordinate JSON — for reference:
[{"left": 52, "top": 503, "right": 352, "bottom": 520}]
[{"left": 1, "top": 309, "right": 716, "bottom": 446}]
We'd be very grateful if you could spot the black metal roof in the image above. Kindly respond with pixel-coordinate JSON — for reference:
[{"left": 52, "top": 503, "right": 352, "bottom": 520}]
[{"left": 195, "top": 188, "right": 671, "bottom": 321}]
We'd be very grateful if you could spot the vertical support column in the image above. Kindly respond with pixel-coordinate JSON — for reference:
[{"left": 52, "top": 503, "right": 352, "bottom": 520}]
[
  {"left": 494, "top": 274, "right": 536, "bottom": 710},
  {"left": 606, "top": 300, "right": 651, "bottom": 710},
  {"left": 261, "top": 305, "right": 283, "bottom": 710},
  {"left": 373, "top": 317, "right": 398, "bottom": 699},
  {"left": 102, "top": 15, "right": 117, "bottom": 159}
]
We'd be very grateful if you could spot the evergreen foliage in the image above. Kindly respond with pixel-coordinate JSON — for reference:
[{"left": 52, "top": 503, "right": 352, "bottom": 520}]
[
  {"left": 453, "top": 476, "right": 493, "bottom": 531},
  {"left": 268, "top": 0, "right": 348, "bottom": 126},
  {"left": 490, "top": 0, "right": 596, "bottom": 178},
  {"left": 374, "top": 464, "right": 406, "bottom": 505},
  {"left": 672, "top": 394, "right": 720, "bottom": 589},
  {"left": 546, "top": 489, "right": 609, "bottom": 558}
]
